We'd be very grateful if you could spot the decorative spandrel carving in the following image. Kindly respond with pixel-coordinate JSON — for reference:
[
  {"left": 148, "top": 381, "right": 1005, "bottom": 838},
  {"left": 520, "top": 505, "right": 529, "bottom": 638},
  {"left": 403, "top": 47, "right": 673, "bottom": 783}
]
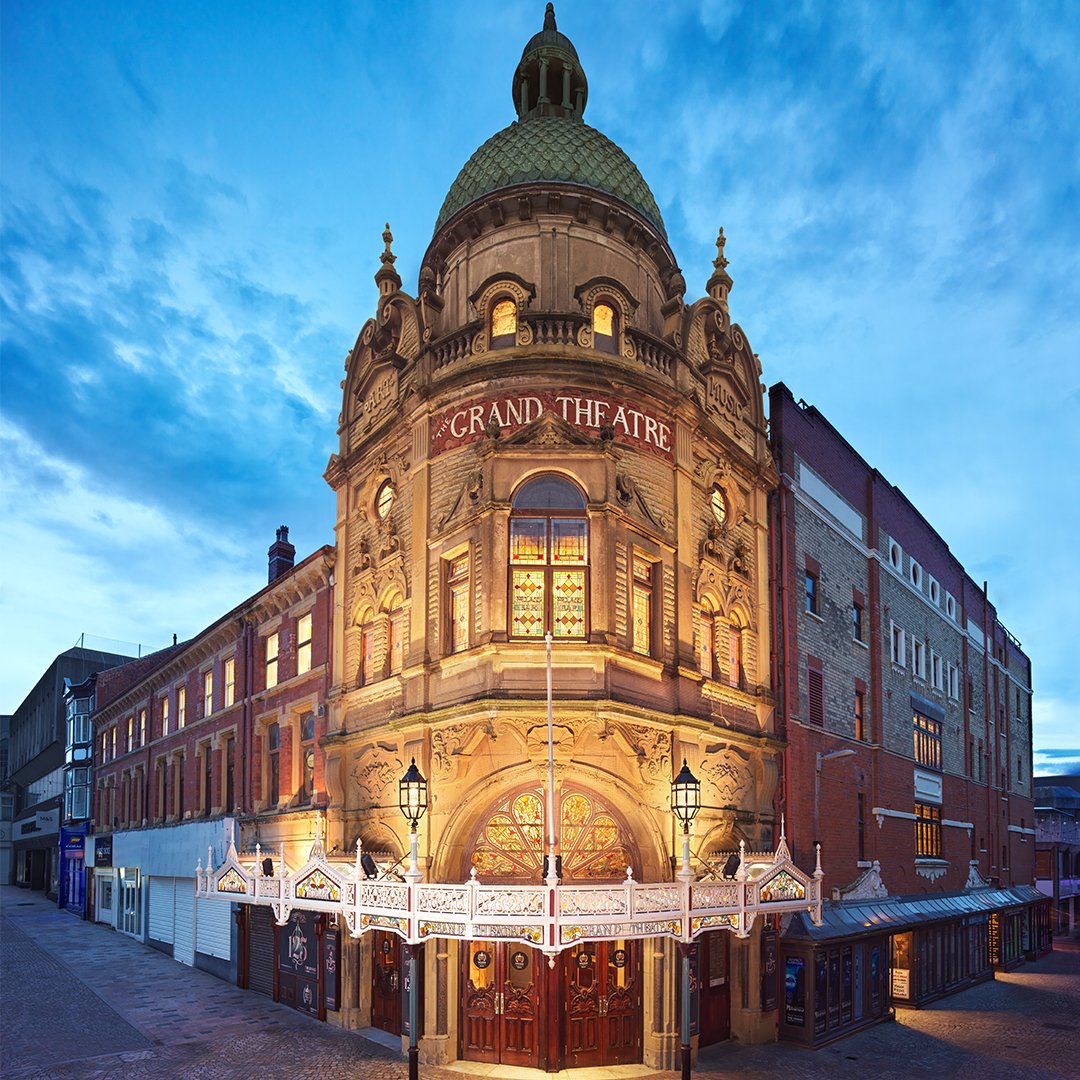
[
  {"left": 430, "top": 724, "right": 470, "bottom": 782},
  {"left": 700, "top": 746, "right": 752, "bottom": 807},
  {"left": 352, "top": 750, "right": 402, "bottom": 808},
  {"left": 620, "top": 724, "right": 671, "bottom": 784}
]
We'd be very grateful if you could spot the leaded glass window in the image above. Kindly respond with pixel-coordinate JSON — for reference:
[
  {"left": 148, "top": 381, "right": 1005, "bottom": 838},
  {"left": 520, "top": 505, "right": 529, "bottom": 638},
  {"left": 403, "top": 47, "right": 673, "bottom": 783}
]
[
  {"left": 697, "top": 604, "right": 716, "bottom": 677},
  {"left": 448, "top": 554, "right": 470, "bottom": 653},
  {"left": 509, "top": 475, "right": 588, "bottom": 640},
  {"left": 631, "top": 555, "right": 653, "bottom": 655},
  {"left": 471, "top": 789, "right": 632, "bottom": 881}
]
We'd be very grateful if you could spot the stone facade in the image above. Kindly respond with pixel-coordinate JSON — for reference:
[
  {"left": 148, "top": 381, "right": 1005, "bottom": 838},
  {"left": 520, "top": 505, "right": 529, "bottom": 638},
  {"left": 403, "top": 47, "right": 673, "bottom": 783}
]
[{"left": 319, "top": 10, "right": 780, "bottom": 1067}]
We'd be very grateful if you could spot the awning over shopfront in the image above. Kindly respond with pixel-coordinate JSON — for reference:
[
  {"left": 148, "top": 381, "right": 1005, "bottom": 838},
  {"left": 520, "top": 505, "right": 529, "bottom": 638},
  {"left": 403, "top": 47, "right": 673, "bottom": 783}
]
[{"left": 784, "top": 884, "right": 1046, "bottom": 942}]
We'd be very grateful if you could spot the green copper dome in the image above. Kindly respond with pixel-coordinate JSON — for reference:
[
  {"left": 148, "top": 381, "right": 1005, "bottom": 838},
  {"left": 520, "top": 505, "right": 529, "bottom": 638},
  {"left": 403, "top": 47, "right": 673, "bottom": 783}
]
[
  {"left": 435, "top": 115, "right": 666, "bottom": 238},
  {"left": 433, "top": 6, "right": 665, "bottom": 239}
]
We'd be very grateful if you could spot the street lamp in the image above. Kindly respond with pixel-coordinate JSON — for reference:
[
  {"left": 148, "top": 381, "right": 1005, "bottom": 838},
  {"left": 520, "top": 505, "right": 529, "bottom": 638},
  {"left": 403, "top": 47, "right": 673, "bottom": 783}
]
[
  {"left": 672, "top": 759, "right": 701, "bottom": 881},
  {"left": 671, "top": 758, "right": 700, "bottom": 1080},
  {"left": 398, "top": 757, "right": 428, "bottom": 1080}
]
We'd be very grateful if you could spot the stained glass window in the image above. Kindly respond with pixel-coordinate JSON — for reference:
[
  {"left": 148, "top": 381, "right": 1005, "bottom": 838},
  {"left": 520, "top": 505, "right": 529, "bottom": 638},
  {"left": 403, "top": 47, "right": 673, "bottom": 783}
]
[
  {"left": 471, "top": 789, "right": 632, "bottom": 881},
  {"left": 511, "top": 571, "right": 546, "bottom": 637},
  {"left": 491, "top": 299, "right": 517, "bottom": 341},
  {"left": 448, "top": 554, "right": 470, "bottom": 652},
  {"left": 697, "top": 605, "right": 715, "bottom": 677},
  {"left": 631, "top": 555, "right": 653, "bottom": 656},
  {"left": 509, "top": 475, "right": 588, "bottom": 640},
  {"left": 552, "top": 571, "right": 585, "bottom": 638}
]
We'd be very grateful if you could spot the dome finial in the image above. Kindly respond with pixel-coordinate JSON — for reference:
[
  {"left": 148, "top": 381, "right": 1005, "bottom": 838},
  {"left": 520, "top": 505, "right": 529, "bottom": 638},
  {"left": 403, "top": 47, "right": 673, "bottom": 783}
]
[
  {"left": 544, "top": 3, "right": 557, "bottom": 31},
  {"left": 707, "top": 225, "right": 734, "bottom": 311},
  {"left": 380, "top": 222, "right": 396, "bottom": 267}
]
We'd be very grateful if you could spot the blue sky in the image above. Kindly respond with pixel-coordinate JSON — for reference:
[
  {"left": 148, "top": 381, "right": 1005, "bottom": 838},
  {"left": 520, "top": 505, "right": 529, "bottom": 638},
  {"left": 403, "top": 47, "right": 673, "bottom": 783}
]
[{"left": 2, "top": 2, "right": 1077, "bottom": 771}]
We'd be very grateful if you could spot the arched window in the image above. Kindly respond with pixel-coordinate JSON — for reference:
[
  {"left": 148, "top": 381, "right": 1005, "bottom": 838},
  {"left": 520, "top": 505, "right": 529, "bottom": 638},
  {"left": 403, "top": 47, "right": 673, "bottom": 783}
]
[
  {"left": 471, "top": 789, "right": 633, "bottom": 881},
  {"left": 387, "top": 599, "right": 405, "bottom": 675},
  {"left": 509, "top": 475, "right": 588, "bottom": 639},
  {"left": 490, "top": 299, "right": 517, "bottom": 347},
  {"left": 358, "top": 613, "right": 376, "bottom": 685},
  {"left": 592, "top": 301, "right": 617, "bottom": 354},
  {"left": 697, "top": 600, "right": 717, "bottom": 678}
]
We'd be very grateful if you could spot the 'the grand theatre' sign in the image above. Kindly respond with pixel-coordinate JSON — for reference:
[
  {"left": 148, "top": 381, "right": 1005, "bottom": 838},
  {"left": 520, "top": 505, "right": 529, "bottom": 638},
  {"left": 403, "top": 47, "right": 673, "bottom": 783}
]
[{"left": 431, "top": 392, "right": 673, "bottom": 460}]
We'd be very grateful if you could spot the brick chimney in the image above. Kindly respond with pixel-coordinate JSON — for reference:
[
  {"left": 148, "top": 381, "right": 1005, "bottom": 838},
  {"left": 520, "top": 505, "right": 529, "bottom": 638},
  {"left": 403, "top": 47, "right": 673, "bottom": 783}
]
[{"left": 268, "top": 525, "right": 295, "bottom": 583}]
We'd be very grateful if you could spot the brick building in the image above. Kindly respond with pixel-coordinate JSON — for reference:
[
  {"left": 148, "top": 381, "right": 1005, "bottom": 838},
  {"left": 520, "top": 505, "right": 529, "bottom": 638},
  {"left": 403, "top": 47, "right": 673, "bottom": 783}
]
[
  {"left": 769, "top": 383, "right": 1050, "bottom": 1044},
  {"left": 89, "top": 530, "right": 334, "bottom": 998}
]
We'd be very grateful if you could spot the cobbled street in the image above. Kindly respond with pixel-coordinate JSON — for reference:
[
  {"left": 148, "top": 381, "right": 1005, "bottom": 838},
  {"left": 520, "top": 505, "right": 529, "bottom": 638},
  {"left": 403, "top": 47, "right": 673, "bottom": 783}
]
[{"left": 2, "top": 886, "right": 1078, "bottom": 1080}]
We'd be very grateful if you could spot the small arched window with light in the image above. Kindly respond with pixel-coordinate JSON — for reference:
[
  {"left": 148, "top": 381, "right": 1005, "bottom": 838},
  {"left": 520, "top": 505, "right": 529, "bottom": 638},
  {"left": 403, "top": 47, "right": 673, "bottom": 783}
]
[
  {"left": 490, "top": 299, "right": 518, "bottom": 348},
  {"left": 727, "top": 614, "right": 745, "bottom": 689},
  {"left": 592, "top": 301, "right": 617, "bottom": 354},
  {"left": 697, "top": 599, "right": 717, "bottom": 678}
]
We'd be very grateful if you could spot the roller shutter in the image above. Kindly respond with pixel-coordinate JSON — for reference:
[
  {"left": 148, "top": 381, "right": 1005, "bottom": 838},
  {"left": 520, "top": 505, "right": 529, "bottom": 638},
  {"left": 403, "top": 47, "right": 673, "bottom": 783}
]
[
  {"left": 196, "top": 896, "right": 232, "bottom": 960},
  {"left": 247, "top": 906, "right": 275, "bottom": 997},
  {"left": 173, "top": 877, "right": 195, "bottom": 966},
  {"left": 148, "top": 877, "right": 176, "bottom": 944}
]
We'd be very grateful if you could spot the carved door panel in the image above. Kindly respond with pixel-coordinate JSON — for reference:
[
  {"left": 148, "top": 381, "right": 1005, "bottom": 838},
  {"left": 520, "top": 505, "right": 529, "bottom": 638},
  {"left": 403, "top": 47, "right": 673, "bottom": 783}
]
[
  {"left": 371, "top": 931, "right": 401, "bottom": 1034},
  {"left": 564, "top": 942, "right": 603, "bottom": 1068},
  {"left": 697, "top": 931, "right": 731, "bottom": 1047},
  {"left": 563, "top": 940, "right": 642, "bottom": 1067},
  {"left": 603, "top": 939, "right": 641, "bottom": 1064},
  {"left": 500, "top": 946, "right": 540, "bottom": 1068},
  {"left": 460, "top": 942, "right": 540, "bottom": 1068},
  {"left": 461, "top": 941, "right": 499, "bottom": 1063}
]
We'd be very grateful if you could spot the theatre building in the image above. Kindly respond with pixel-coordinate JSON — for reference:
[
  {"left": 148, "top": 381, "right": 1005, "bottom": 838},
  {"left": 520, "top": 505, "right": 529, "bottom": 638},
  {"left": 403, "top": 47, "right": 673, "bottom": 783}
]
[
  {"left": 200, "top": 6, "right": 822, "bottom": 1072},
  {"left": 768, "top": 384, "right": 1050, "bottom": 1046}
]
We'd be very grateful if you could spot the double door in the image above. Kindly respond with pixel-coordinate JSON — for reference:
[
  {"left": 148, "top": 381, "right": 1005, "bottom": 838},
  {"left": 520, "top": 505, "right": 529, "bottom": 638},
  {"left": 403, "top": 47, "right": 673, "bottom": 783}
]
[
  {"left": 460, "top": 940, "right": 641, "bottom": 1070},
  {"left": 461, "top": 941, "right": 541, "bottom": 1067},
  {"left": 563, "top": 939, "right": 641, "bottom": 1068}
]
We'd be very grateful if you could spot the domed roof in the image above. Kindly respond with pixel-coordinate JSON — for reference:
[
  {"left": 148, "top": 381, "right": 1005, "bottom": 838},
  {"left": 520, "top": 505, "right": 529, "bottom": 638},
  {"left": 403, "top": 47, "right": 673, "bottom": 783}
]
[
  {"left": 435, "top": 115, "right": 666, "bottom": 238},
  {"left": 433, "top": 5, "right": 666, "bottom": 239}
]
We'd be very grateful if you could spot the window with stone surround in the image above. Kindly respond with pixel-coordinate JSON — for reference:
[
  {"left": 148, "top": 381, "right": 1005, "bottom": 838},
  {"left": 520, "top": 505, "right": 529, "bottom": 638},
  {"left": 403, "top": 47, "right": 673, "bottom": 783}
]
[
  {"left": 299, "top": 711, "right": 315, "bottom": 805},
  {"left": 697, "top": 602, "right": 716, "bottom": 678},
  {"left": 891, "top": 623, "right": 906, "bottom": 667},
  {"left": 914, "top": 711, "right": 942, "bottom": 770},
  {"left": 728, "top": 617, "right": 745, "bottom": 689},
  {"left": 447, "top": 552, "right": 470, "bottom": 653},
  {"left": 915, "top": 802, "right": 941, "bottom": 857},
  {"left": 490, "top": 298, "right": 517, "bottom": 347},
  {"left": 359, "top": 620, "right": 376, "bottom": 684},
  {"left": 265, "top": 633, "right": 279, "bottom": 689},
  {"left": 509, "top": 475, "right": 588, "bottom": 640},
  {"left": 913, "top": 639, "right": 926, "bottom": 680},
  {"left": 388, "top": 604, "right": 405, "bottom": 674},
  {"left": 224, "top": 657, "right": 236, "bottom": 708},
  {"left": 296, "top": 613, "right": 313, "bottom": 676},
  {"left": 267, "top": 723, "right": 280, "bottom": 806},
  {"left": 592, "top": 301, "right": 618, "bottom": 355},
  {"left": 202, "top": 668, "right": 213, "bottom": 717},
  {"left": 631, "top": 553, "right": 654, "bottom": 656}
]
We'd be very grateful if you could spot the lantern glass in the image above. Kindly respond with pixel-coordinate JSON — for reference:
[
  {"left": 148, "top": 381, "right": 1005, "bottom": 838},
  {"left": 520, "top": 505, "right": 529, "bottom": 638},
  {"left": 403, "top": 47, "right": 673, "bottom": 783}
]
[
  {"left": 399, "top": 758, "right": 428, "bottom": 830},
  {"left": 671, "top": 758, "right": 700, "bottom": 831}
]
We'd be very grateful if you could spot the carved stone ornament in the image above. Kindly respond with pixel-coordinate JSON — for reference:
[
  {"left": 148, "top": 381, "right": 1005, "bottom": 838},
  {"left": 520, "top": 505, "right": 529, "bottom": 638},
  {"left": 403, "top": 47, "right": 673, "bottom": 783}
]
[
  {"left": 615, "top": 470, "right": 670, "bottom": 531},
  {"left": 964, "top": 859, "right": 991, "bottom": 891},
  {"left": 700, "top": 748, "right": 752, "bottom": 806},
  {"left": 620, "top": 724, "right": 671, "bottom": 784},
  {"left": 915, "top": 859, "right": 949, "bottom": 883},
  {"left": 352, "top": 751, "right": 401, "bottom": 807},
  {"left": 430, "top": 724, "right": 470, "bottom": 782},
  {"left": 832, "top": 860, "right": 889, "bottom": 903}
]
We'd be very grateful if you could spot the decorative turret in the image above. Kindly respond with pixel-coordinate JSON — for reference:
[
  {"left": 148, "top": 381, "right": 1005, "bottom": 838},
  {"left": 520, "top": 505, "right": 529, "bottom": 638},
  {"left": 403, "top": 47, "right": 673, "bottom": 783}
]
[
  {"left": 514, "top": 4, "right": 587, "bottom": 121},
  {"left": 706, "top": 226, "right": 733, "bottom": 315},
  {"left": 375, "top": 222, "right": 401, "bottom": 298}
]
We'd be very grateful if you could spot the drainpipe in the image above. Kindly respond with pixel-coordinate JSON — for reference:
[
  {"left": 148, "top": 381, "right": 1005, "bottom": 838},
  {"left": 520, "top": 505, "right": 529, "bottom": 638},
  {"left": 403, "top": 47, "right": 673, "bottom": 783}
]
[
  {"left": 241, "top": 618, "right": 254, "bottom": 814},
  {"left": 777, "top": 475, "right": 794, "bottom": 856}
]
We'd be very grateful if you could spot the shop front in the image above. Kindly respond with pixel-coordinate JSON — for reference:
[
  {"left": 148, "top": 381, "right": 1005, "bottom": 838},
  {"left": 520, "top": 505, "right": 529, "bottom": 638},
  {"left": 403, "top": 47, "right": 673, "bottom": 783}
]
[
  {"left": 781, "top": 883, "right": 1048, "bottom": 1042},
  {"left": 58, "top": 824, "right": 87, "bottom": 915}
]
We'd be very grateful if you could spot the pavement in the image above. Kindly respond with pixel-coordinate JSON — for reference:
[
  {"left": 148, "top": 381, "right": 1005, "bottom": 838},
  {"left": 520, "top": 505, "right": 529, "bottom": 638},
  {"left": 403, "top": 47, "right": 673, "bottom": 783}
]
[{"left": 2, "top": 885, "right": 1078, "bottom": 1079}]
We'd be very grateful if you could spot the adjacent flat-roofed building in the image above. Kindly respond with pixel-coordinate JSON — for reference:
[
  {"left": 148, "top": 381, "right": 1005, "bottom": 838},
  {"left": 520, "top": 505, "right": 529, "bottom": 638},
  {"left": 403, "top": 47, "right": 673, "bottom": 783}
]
[
  {"left": 769, "top": 383, "right": 1050, "bottom": 1044},
  {"left": 90, "top": 530, "right": 334, "bottom": 1002}
]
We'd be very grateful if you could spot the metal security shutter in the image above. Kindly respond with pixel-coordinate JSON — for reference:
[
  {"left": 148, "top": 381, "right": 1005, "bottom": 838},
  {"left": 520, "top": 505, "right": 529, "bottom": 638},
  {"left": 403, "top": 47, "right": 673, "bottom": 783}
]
[
  {"left": 247, "top": 906, "right": 275, "bottom": 997},
  {"left": 173, "top": 877, "right": 195, "bottom": 966},
  {"left": 148, "top": 877, "right": 176, "bottom": 944},
  {"left": 196, "top": 896, "right": 232, "bottom": 960}
]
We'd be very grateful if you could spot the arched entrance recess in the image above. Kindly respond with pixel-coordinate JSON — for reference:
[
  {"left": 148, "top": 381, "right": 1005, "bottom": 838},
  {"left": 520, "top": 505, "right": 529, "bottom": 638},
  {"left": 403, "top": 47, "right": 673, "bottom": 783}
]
[{"left": 458, "top": 783, "right": 647, "bottom": 1069}]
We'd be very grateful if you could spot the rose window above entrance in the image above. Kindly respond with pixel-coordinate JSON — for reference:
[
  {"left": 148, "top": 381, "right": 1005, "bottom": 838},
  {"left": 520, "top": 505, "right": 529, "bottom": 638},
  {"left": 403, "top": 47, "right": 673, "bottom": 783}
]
[{"left": 471, "top": 789, "right": 632, "bottom": 880}]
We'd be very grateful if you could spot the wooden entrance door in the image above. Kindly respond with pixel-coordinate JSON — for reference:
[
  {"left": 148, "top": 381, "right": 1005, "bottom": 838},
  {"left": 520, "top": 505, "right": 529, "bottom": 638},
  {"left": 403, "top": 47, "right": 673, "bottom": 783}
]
[
  {"left": 460, "top": 942, "right": 541, "bottom": 1068},
  {"left": 697, "top": 931, "right": 731, "bottom": 1046},
  {"left": 371, "top": 930, "right": 402, "bottom": 1034},
  {"left": 563, "top": 939, "right": 642, "bottom": 1068}
]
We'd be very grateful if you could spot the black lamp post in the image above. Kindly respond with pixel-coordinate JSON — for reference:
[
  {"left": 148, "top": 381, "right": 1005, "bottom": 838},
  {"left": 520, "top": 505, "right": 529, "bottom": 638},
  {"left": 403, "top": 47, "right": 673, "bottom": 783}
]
[
  {"left": 671, "top": 758, "right": 700, "bottom": 1080},
  {"left": 398, "top": 757, "right": 428, "bottom": 1080}
]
